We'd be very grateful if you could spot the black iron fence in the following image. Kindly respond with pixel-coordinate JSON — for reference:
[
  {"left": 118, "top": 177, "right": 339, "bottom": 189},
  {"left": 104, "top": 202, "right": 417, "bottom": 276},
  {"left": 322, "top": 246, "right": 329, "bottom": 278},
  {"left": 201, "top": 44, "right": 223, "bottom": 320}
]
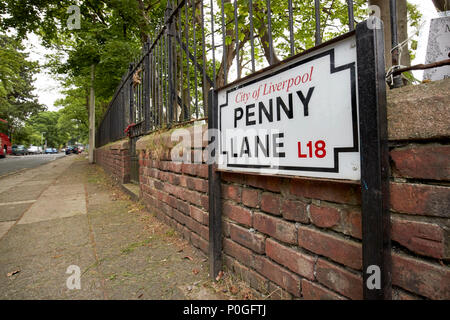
[{"left": 96, "top": 0, "right": 405, "bottom": 148}]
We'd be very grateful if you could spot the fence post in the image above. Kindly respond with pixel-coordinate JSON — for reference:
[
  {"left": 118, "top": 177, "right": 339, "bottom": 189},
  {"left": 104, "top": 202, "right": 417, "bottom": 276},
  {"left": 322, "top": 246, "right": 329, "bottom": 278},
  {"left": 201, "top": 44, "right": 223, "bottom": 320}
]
[
  {"left": 356, "top": 19, "right": 392, "bottom": 300},
  {"left": 208, "top": 89, "right": 222, "bottom": 280}
]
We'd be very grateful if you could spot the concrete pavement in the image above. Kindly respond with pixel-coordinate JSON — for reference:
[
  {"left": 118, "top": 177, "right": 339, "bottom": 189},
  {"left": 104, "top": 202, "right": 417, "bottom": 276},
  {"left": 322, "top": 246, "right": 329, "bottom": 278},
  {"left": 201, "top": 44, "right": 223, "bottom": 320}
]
[{"left": 0, "top": 155, "right": 242, "bottom": 300}]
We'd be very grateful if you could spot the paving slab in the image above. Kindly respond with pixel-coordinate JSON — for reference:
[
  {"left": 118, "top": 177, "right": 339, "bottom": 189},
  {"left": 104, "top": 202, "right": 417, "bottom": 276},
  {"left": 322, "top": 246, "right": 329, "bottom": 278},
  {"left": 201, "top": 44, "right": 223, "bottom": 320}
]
[
  {"left": 0, "top": 202, "right": 33, "bottom": 222},
  {"left": 0, "top": 221, "right": 15, "bottom": 239}
]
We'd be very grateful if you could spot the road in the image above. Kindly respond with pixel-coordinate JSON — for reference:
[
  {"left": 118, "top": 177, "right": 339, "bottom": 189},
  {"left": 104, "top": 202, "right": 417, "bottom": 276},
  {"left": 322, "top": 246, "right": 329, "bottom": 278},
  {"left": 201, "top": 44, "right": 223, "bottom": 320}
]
[{"left": 0, "top": 154, "right": 66, "bottom": 177}]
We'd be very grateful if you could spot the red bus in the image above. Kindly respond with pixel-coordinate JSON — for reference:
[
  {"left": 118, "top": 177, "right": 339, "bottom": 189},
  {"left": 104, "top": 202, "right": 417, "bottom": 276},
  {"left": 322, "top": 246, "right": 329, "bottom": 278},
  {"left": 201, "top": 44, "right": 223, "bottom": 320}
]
[{"left": 0, "top": 118, "right": 12, "bottom": 157}]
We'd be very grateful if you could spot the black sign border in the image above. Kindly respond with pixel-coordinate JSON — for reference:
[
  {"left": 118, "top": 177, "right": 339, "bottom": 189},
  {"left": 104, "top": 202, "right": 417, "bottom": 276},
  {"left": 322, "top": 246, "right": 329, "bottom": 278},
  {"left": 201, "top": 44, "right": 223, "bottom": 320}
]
[{"left": 218, "top": 46, "right": 358, "bottom": 174}]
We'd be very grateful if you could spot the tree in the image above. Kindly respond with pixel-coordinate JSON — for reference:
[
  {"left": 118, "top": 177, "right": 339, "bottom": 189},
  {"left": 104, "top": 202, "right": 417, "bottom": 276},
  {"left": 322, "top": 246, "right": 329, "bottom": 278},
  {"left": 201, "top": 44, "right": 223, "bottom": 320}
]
[{"left": 0, "top": 33, "right": 44, "bottom": 142}]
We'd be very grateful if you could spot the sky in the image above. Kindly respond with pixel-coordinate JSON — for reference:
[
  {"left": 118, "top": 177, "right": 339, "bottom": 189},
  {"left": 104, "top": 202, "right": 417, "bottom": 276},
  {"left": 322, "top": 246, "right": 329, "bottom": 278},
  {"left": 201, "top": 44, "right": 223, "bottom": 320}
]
[{"left": 24, "top": 0, "right": 438, "bottom": 111}]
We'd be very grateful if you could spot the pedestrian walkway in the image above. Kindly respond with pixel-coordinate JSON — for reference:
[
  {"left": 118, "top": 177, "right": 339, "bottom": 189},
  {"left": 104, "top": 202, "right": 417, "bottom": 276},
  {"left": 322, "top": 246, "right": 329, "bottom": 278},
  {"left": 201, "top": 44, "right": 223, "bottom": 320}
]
[{"left": 0, "top": 155, "right": 244, "bottom": 299}]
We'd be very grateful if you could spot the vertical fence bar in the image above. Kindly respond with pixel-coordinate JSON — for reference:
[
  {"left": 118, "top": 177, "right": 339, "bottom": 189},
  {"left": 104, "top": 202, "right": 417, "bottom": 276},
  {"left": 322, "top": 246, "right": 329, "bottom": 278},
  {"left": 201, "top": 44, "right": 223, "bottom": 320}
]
[
  {"left": 201, "top": 0, "right": 208, "bottom": 115},
  {"left": 210, "top": 0, "right": 216, "bottom": 87},
  {"left": 389, "top": 0, "right": 403, "bottom": 88},
  {"left": 193, "top": 1, "right": 199, "bottom": 117},
  {"left": 159, "top": 39, "right": 163, "bottom": 127},
  {"left": 288, "top": 0, "right": 295, "bottom": 56},
  {"left": 314, "top": 0, "right": 321, "bottom": 45},
  {"left": 249, "top": 0, "right": 256, "bottom": 72},
  {"left": 347, "top": 0, "right": 354, "bottom": 31},
  {"left": 167, "top": 2, "right": 175, "bottom": 126},
  {"left": 208, "top": 88, "right": 222, "bottom": 281},
  {"left": 356, "top": 19, "right": 392, "bottom": 300},
  {"left": 185, "top": 1, "right": 191, "bottom": 120},
  {"left": 234, "top": 0, "right": 240, "bottom": 79},
  {"left": 221, "top": 0, "right": 227, "bottom": 85},
  {"left": 178, "top": 7, "right": 183, "bottom": 123},
  {"left": 129, "top": 63, "right": 134, "bottom": 126},
  {"left": 164, "top": 33, "right": 168, "bottom": 125},
  {"left": 266, "top": 0, "right": 274, "bottom": 64}
]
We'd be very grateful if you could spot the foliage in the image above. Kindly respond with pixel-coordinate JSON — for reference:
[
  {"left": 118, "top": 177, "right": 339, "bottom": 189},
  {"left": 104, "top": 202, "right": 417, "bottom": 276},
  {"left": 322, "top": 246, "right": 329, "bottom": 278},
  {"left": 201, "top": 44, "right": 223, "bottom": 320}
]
[
  {"left": 0, "top": 0, "right": 422, "bottom": 146},
  {"left": 0, "top": 33, "right": 44, "bottom": 141}
]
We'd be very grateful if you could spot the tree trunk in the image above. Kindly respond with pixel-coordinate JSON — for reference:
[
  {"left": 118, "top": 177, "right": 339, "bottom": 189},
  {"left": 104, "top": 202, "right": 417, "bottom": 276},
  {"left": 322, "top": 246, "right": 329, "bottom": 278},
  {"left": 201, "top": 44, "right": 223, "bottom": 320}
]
[{"left": 432, "top": 0, "right": 450, "bottom": 11}]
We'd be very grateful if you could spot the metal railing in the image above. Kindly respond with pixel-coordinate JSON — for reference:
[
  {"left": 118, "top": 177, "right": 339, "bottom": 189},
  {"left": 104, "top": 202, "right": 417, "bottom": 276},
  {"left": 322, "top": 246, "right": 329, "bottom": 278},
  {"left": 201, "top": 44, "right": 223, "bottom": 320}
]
[{"left": 96, "top": 0, "right": 404, "bottom": 148}]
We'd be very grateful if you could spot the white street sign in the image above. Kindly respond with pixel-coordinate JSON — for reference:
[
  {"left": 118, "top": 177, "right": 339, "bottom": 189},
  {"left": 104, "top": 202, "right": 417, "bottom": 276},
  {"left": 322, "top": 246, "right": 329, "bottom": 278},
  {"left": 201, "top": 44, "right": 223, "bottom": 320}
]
[{"left": 217, "top": 35, "right": 360, "bottom": 180}]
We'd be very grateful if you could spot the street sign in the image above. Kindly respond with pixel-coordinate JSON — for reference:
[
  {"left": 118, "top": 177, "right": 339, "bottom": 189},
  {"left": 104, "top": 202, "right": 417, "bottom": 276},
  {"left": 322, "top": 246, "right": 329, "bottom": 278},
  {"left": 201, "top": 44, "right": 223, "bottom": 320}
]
[{"left": 217, "top": 35, "right": 360, "bottom": 180}]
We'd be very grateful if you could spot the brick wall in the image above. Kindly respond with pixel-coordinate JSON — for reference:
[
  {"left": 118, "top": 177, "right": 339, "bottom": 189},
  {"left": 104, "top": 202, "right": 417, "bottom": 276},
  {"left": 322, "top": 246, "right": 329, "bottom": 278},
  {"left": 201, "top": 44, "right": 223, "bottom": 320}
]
[
  {"left": 97, "top": 79, "right": 450, "bottom": 300},
  {"left": 94, "top": 139, "right": 130, "bottom": 184},
  {"left": 136, "top": 128, "right": 210, "bottom": 255}
]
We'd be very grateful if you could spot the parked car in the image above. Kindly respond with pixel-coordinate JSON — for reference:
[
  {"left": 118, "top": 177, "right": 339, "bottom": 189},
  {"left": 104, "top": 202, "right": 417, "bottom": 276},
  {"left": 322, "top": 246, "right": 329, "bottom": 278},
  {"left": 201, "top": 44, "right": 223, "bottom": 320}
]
[
  {"left": 28, "top": 146, "right": 42, "bottom": 154},
  {"left": 12, "top": 145, "right": 28, "bottom": 155},
  {"left": 52, "top": 148, "right": 58, "bottom": 153},
  {"left": 45, "top": 147, "right": 54, "bottom": 154},
  {"left": 65, "top": 146, "right": 78, "bottom": 155}
]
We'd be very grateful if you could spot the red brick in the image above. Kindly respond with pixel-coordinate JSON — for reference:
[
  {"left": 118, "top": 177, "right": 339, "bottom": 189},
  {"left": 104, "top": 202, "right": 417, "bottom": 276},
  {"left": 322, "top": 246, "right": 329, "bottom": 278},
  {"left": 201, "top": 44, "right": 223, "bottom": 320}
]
[
  {"left": 168, "top": 161, "right": 182, "bottom": 173},
  {"left": 222, "top": 184, "right": 241, "bottom": 202},
  {"left": 391, "top": 144, "right": 450, "bottom": 181},
  {"left": 290, "top": 179, "right": 361, "bottom": 205},
  {"left": 301, "top": 279, "right": 347, "bottom": 300},
  {"left": 391, "top": 217, "right": 444, "bottom": 259},
  {"left": 265, "top": 238, "right": 315, "bottom": 280},
  {"left": 222, "top": 220, "right": 231, "bottom": 237},
  {"left": 185, "top": 215, "right": 209, "bottom": 241},
  {"left": 181, "top": 163, "right": 196, "bottom": 176},
  {"left": 261, "top": 193, "right": 281, "bottom": 215},
  {"left": 159, "top": 171, "right": 169, "bottom": 181},
  {"left": 222, "top": 172, "right": 245, "bottom": 184},
  {"left": 229, "top": 223, "right": 266, "bottom": 254},
  {"left": 267, "top": 282, "right": 293, "bottom": 300},
  {"left": 340, "top": 209, "right": 362, "bottom": 239},
  {"left": 390, "top": 183, "right": 450, "bottom": 218},
  {"left": 309, "top": 205, "right": 340, "bottom": 228},
  {"left": 253, "top": 255, "right": 301, "bottom": 297},
  {"left": 226, "top": 256, "right": 269, "bottom": 293},
  {"left": 190, "top": 206, "right": 209, "bottom": 225},
  {"left": 246, "top": 175, "right": 281, "bottom": 193},
  {"left": 223, "top": 202, "right": 252, "bottom": 227},
  {"left": 298, "top": 226, "right": 362, "bottom": 270},
  {"left": 197, "top": 164, "right": 209, "bottom": 179},
  {"left": 190, "top": 231, "right": 208, "bottom": 254},
  {"left": 191, "top": 177, "right": 208, "bottom": 193},
  {"left": 168, "top": 173, "right": 181, "bottom": 185},
  {"left": 315, "top": 259, "right": 363, "bottom": 300},
  {"left": 223, "top": 238, "right": 255, "bottom": 268},
  {"left": 160, "top": 161, "right": 169, "bottom": 171},
  {"left": 281, "top": 199, "right": 308, "bottom": 223},
  {"left": 171, "top": 208, "right": 189, "bottom": 226},
  {"left": 201, "top": 194, "right": 209, "bottom": 211},
  {"left": 176, "top": 199, "right": 190, "bottom": 214},
  {"left": 242, "top": 188, "right": 260, "bottom": 208},
  {"left": 393, "top": 288, "right": 421, "bottom": 300},
  {"left": 254, "top": 212, "right": 297, "bottom": 244},
  {"left": 392, "top": 253, "right": 450, "bottom": 300}
]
